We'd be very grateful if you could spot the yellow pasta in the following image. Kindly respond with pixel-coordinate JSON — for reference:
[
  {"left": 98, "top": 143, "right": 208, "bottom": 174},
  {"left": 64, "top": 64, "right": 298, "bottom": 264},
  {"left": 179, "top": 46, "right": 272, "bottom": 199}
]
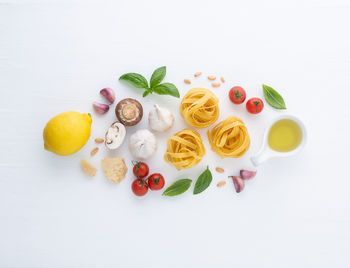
[
  {"left": 180, "top": 88, "right": 219, "bottom": 128},
  {"left": 164, "top": 129, "right": 205, "bottom": 170},
  {"left": 207, "top": 116, "right": 250, "bottom": 158}
]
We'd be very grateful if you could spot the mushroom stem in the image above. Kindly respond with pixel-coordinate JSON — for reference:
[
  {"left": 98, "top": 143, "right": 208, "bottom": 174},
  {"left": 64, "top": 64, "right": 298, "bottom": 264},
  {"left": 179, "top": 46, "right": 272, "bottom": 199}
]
[{"left": 122, "top": 104, "right": 137, "bottom": 120}]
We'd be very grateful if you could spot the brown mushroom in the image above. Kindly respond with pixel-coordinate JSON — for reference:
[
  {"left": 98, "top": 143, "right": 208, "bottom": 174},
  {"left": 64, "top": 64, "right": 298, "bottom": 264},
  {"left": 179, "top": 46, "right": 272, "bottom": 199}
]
[{"left": 115, "top": 98, "right": 143, "bottom": 126}]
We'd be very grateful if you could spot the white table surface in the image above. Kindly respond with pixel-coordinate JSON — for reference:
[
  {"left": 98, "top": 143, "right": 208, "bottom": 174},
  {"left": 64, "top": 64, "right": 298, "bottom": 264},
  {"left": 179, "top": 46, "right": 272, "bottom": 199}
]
[{"left": 1, "top": 0, "right": 350, "bottom": 267}]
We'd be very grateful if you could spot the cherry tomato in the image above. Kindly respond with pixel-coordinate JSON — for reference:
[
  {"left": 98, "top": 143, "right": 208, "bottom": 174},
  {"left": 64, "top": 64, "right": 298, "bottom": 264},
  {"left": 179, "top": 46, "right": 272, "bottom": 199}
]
[
  {"left": 229, "top": 86, "right": 246, "bottom": 104},
  {"left": 147, "top": 173, "right": 165, "bottom": 191},
  {"left": 246, "top": 98, "right": 264, "bottom": 114},
  {"left": 132, "top": 179, "right": 148, "bottom": 196},
  {"left": 132, "top": 161, "right": 149, "bottom": 179}
]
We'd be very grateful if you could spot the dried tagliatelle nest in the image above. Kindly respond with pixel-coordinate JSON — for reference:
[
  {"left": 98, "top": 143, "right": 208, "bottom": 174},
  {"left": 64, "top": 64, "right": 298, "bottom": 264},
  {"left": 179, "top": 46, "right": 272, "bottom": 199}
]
[
  {"left": 164, "top": 129, "right": 205, "bottom": 170},
  {"left": 207, "top": 116, "right": 250, "bottom": 158},
  {"left": 180, "top": 88, "right": 219, "bottom": 128},
  {"left": 101, "top": 158, "right": 127, "bottom": 183}
]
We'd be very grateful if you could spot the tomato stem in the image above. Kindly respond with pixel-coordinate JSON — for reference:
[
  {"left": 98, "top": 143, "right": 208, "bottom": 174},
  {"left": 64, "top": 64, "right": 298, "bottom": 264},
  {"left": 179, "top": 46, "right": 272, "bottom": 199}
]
[
  {"left": 253, "top": 101, "right": 260, "bottom": 112},
  {"left": 234, "top": 90, "right": 243, "bottom": 100},
  {"left": 154, "top": 175, "right": 161, "bottom": 185},
  {"left": 138, "top": 177, "right": 147, "bottom": 186}
]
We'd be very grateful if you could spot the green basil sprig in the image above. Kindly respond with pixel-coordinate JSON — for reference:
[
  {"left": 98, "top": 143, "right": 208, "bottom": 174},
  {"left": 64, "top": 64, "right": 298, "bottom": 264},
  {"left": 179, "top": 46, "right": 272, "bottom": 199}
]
[
  {"left": 162, "top": 179, "right": 192, "bottom": 196},
  {"left": 262, "top": 84, "right": 286, "bottom": 109},
  {"left": 193, "top": 166, "right": 212, "bottom": 194},
  {"left": 119, "top": 66, "right": 180, "bottom": 98}
]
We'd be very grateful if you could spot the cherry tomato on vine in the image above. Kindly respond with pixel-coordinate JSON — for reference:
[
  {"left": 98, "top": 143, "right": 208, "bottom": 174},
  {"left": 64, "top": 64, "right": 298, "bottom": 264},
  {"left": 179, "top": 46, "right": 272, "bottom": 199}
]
[
  {"left": 246, "top": 98, "right": 264, "bottom": 114},
  {"left": 229, "top": 86, "right": 246, "bottom": 104},
  {"left": 147, "top": 173, "right": 165, "bottom": 191},
  {"left": 132, "top": 179, "right": 148, "bottom": 196},
  {"left": 132, "top": 161, "right": 149, "bottom": 179}
]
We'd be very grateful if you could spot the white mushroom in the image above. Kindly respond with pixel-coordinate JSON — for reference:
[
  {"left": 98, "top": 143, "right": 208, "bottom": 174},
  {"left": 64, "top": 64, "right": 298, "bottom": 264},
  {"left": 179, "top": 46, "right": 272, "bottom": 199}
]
[
  {"left": 148, "top": 104, "right": 174, "bottom": 132},
  {"left": 129, "top": 129, "right": 157, "bottom": 160},
  {"left": 105, "top": 122, "right": 126, "bottom": 150}
]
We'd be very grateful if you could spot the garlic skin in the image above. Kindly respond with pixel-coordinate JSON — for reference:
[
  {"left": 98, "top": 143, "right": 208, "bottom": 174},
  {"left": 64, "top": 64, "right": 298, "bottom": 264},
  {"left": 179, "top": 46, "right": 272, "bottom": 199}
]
[
  {"left": 129, "top": 129, "right": 157, "bottom": 160},
  {"left": 148, "top": 104, "right": 174, "bottom": 132},
  {"left": 105, "top": 122, "right": 126, "bottom": 150}
]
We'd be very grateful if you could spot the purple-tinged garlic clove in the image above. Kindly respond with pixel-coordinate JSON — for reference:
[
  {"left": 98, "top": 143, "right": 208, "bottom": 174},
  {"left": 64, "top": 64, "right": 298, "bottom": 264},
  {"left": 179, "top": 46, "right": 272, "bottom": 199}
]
[
  {"left": 100, "top": 88, "right": 115, "bottom": 104},
  {"left": 229, "top": 176, "right": 245, "bottom": 193},
  {"left": 240, "top": 170, "right": 257, "bottom": 180},
  {"left": 93, "top": 102, "right": 109, "bottom": 114}
]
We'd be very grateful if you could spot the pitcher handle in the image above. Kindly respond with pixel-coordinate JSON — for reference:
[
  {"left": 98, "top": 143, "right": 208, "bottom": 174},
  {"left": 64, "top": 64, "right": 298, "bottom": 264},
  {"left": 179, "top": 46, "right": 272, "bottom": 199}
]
[{"left": 251, "top": 150, "right": 272, "bottom": 166}]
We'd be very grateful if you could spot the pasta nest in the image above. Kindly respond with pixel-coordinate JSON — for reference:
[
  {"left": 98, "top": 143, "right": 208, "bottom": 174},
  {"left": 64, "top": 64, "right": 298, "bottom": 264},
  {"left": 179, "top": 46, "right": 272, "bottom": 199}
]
[
  {"left": 207, "top": 116, "right": 250, "bottom": 158},
  {"left": 164, "top": 129, "right": 205, "bottom": 170},
  {"left": 180, "top": 88, "right": 219, "bottom": 128}
]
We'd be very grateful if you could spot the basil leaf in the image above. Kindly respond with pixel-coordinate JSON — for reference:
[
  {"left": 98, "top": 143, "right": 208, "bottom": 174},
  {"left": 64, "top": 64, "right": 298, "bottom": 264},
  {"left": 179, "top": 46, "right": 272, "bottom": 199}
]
[
  {"left": 152, "top": 83, "right": 180, "bottom": 98},
  {"left": 193, "top": 166, "right": 212, "bottom": 194},
  {"left": 162, "top": 179, "right": 192, "bottom": 196},
  {"left": 143, "top": 90, "right": 151, "bottom": 97},
  {"left": 119, "top": 73, "right": 148, "bottom": 89},
  {"left": 150, "top": 66, "right": 166, "bottom": 88},
  {"left": 263, "top": 84, "right": 286, "bottom": 109}
]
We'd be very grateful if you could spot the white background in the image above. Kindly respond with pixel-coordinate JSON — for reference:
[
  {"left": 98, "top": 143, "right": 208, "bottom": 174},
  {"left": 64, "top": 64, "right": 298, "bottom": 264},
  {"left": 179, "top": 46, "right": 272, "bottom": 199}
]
[{"left": 1, "top": 0, "right": 350, "bottom": 267}]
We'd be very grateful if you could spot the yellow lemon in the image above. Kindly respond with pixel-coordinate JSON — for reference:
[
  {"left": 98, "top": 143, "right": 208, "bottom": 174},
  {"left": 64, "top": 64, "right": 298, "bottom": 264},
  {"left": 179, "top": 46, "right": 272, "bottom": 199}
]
[{"left": 43, "top": 111, "right": 92, "bottom": 156}]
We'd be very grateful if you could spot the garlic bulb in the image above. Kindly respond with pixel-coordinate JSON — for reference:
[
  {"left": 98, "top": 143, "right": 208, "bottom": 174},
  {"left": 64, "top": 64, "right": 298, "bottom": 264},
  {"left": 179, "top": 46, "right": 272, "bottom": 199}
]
[
  {"left": 129, "top": 129, "right": 157, "bottom": 160},
  {"left": 148, "top": 104, "right": 174, "bottom": 132}
]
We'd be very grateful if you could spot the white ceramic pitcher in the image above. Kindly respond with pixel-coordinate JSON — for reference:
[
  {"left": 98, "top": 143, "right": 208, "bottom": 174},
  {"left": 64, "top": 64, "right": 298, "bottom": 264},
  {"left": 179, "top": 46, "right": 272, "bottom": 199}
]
[{"left": 250, "top": 114, "right": 307, "bottom": 166}]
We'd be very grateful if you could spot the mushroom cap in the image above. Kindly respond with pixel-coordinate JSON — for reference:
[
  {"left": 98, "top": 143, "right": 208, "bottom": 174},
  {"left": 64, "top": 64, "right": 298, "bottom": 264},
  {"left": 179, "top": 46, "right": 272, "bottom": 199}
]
[{"left": 115, "top": 98, "right": 143, "bottom": 126}]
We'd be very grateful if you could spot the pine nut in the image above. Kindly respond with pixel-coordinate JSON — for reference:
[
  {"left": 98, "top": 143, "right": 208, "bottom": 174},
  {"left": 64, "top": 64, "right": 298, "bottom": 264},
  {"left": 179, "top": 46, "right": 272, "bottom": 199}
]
[
  {"left": 90, "top": 147, "right": 99, "bottom": 156},
  {"left": 216, "top": 167, "right": 225, "bottom": 173},
  {"left": 217, "top": 181, "right": 226, "bottom": 187},
  {"left": 95, "top": 138, "right": 104, "bottom": 143}
]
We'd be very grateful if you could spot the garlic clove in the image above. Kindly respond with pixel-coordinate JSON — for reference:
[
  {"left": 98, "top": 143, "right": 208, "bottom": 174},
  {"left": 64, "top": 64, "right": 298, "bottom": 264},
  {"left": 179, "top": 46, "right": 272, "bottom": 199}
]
[
  {"left": 148, "top": 104, "right": 174, "bottom": 132},
  {"left": 105, "top": 122, "right": 126, "bottom": 150},
  {"left": 93, "top": 102, "right": 109, "bottom": 114},
  {"left": 229, "top": 176, "right": 245, "bottom": 193},
  {"left": 100, "top": 88, "right": 115, "bottom": 104},
  {"left": 240, "top": 170, "right": 257, "bottom": 180},
  {"left": 129, "top": 129, "right": 157, "bottom": 160}
]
